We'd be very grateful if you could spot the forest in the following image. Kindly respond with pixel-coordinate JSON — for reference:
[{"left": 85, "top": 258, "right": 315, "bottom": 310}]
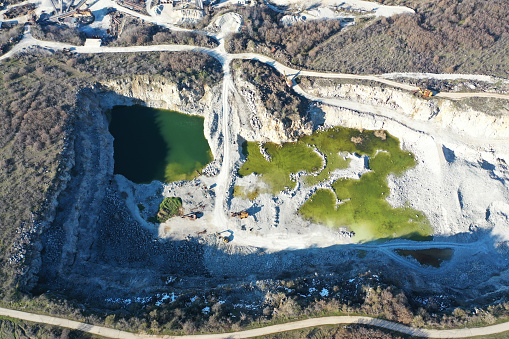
[
  {"left": 227, "top": 0, "right": 509, "bottom": 77},
  {"left": 111, "top": 16, "right": 218, "bottom": 48},
  {"left": 226, "top": 6, "right": 343, "bottom": 67}
]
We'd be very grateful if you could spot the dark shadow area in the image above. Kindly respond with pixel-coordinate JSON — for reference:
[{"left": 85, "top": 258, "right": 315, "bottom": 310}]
[
  {"left": 109, "top": 105, "right": 168, "bottom": 184},
  {"left": 245, "top": 204, "right": 262, "bottom": 216},
  {"left": 395, "top": 248, "right": 454, "bottom": 268},
  {"left": 442, "top": 145, "right": 456, "bottom": 163}
]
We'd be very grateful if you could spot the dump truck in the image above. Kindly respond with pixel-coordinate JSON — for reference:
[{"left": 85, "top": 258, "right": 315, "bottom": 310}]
[{"left": 231, "top": 211, "right": 249, "bottom": 219}]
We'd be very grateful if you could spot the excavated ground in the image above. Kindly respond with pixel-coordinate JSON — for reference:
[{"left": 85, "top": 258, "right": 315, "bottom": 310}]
[{"left": 32, "top": 74, "right": 509, "bottom": 314}]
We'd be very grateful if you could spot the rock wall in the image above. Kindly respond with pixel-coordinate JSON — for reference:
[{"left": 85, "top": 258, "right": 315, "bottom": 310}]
[
  {"left": 304, "top": 82, "right": 509, "bottom": 140},
  {"left": 102, "top": 75, "right": 223, "bottom": 160},
  {"left": 234, "top": 75, "right": 313, "bottom": 144},
  {"left": 28, "top": 76, "right": 222, "bottom": 291}
]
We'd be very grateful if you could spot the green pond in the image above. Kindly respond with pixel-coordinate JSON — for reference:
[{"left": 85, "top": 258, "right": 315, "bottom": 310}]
[
  {"left": 395, "top": 248, "right": 454, "bottom": 268},
  {"left": 109, "top": 105, "right": 212, "bottom": 184}
]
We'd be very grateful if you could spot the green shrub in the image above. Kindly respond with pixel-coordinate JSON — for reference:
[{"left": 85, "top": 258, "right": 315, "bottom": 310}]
[{"left": 155, "top": 197, "right": 183, "bottom": 223}]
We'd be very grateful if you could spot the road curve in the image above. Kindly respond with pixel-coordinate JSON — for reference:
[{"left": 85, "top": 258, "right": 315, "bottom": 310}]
[{"left": 3, "top": 307, "right": 509, "bottom": 338}]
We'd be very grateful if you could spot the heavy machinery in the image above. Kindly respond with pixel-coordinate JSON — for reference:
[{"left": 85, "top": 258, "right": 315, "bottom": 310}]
[
  {"left": 215, "top": 231, "right": 231, "bottom": 243},
  {"left": 182, "top": 212, "right": 198, "bottom": 220},
  {"left": 283, "top": 71, "right": 293, "bottom": 87},
  {"left": 413, "top": 87, "right": 434, "bottom": 98},
  {"left": 231, "top": 211, "right": 249, "bottom": 219}
]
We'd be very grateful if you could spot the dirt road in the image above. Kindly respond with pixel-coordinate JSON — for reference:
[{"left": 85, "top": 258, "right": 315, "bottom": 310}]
[
  {"left": 2, "top": 29, "right": 509, "bottom": 101},
  {"left": 3, "top": 307, "right": 509, "bottom": 338}
]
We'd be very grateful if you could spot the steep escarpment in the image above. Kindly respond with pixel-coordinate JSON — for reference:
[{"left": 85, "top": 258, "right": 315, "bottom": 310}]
[
  {"left": 299, "top": 80, "right": 509, "bottom": 238},
  {"left": 300, "top": 78, "right": 509, "bottom": 140},
  {"left": 33, "top": 76, "right": 223, "bottom": 297},
  {"left": 232, "top": 60, "right": 313, "bottom": 144}
]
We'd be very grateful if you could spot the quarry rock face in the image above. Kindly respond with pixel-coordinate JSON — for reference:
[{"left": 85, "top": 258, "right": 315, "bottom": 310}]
[
  {"left": 306, "top": 82, "right": 509, "bottom": 140},
  {"left": 103, "top": 75, "right": 214, "bottom": 116},
  {"left": 235, "top": 76, "right": 314, "bottom": 144}
]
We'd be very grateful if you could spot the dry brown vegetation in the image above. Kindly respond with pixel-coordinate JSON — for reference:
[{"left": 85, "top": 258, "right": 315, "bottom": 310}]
[
  {"left": 226, "top": 6, "right": 342, "bottom": 67},
  {"left": 310, "top": 0, "right": 509, "bottom": 77},
  {"left": 233, "top": 59, "right": 309, "bottom": 128},
  {"left": 31, "top": 23, "right": 86, "bottom": 46},
  {"left": 0, "top": 23, "right": 23, "bottom": 54},
  {"left": 225, "top": 0, "right": 509, "bottom": 77},
  {"left": 0, "top": 50, "right": 222, "bottom": 301},
  {"left": 2, "top": 3, "right": 35, "bottom": 19},
  {"left": 111, "top": 16, "right": 218, "bottom": 48},
  {"left": 0, "top": 317, "right": 93, "bottom": 339}
]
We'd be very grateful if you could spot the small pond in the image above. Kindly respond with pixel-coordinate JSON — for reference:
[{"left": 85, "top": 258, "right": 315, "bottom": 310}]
[
  {"left": 395, "top": 248, "right": 454, "bottom": 268},
  {"left": 109, "top": 105, "right": 212, "bottom": 184}
]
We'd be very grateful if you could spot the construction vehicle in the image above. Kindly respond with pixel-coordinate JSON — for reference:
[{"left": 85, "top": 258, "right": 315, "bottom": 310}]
[
  {"left": 182, "top": 212, "right": 198, "bottom": 220},
  {"left": 231, "top": 211, "right": 249, "bottom": 219},
  {"left": 215, "top": 231, "right": 231, "bottom": 243},
  {"left": 283, "top": 71, "right": 293, "bottom": 87},
  {"left": 413, "top": 87, "right": 434, "bottom": 98}
]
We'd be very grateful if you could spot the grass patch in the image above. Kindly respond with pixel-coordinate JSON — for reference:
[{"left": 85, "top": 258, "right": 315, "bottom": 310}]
[
  {"left": 233, "top": 186, "right": 264, "bottom": 200},
  {"left": 152, "top": 197, "right": 183, "bottom": 223}
]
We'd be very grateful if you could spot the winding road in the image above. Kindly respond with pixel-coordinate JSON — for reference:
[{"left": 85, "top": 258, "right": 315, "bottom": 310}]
[{"left": 2, "top": 306, "right": 509, "bottom": 338}]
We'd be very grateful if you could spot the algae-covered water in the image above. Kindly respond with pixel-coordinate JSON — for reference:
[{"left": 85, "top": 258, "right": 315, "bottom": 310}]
[
  {"left": 109, "top": 105, "right": 212, "bottom": 184},
  {"left": 238, "top": 126, "right": 432, "bottom": 242}
]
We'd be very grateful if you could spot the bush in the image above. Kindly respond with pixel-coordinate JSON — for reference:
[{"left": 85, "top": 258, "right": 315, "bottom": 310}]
[
  {"left": 154, "top": 197, "right": 183, "bottom": 222},
  {"left": 309, "top": 0, "right": 509, "bottom": 77},
  {"left": 226, "top": 6, "right": 342, "bottom": 68},
  {"left": 111, "top": 16, "right": 218, "bottom": 48},
  {"left": 31, "top": 23, "right": 86, "bottom": 45}
]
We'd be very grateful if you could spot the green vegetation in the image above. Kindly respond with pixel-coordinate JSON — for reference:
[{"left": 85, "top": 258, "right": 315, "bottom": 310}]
[
  {"left": 153, "top": 197, "right": 183, "bottom": 223},
  {"left": 239, "top": 141, "right": 322, "bottom": 194},
  {"left": 233, "top": 185, "right": 264, "bottom": 200},
  {"left": 251, "top": 324, "right": 412, "bottom": 339},
  {"left": 299, "top": 127, "right": 359, "bottom": 185},
  {"left": 0, "top": 316, "right": 99, "bottom": 339}
]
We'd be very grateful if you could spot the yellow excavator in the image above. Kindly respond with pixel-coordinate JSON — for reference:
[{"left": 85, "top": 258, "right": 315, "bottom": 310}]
[
  {"left": 413, "top": 87, "right": 434, "bottom": 98},
  {"left": 231, "top": 211, "right": 249, "bottom": 219},
  {"left": 216, "top": 231, "right": 232, "bottom": 243}
]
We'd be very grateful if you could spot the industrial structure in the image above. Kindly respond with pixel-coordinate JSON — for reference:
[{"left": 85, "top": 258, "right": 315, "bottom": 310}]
[{"left": 45, "top": 0, "right": 95, "bottom": 25}]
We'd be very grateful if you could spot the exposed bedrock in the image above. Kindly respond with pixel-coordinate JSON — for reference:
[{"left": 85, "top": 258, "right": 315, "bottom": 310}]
[{"left": 304, "top": 82, "right": 509, "bottom": 140}]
